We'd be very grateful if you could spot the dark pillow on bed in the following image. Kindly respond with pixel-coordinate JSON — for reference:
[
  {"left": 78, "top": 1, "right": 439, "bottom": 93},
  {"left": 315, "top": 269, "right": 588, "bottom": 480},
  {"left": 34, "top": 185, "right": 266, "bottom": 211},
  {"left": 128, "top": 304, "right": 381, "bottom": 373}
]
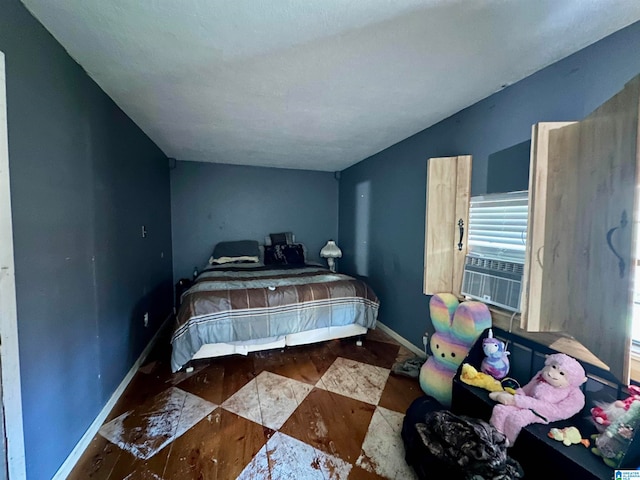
[
  {"left": 212, "top": 240, "right": 260, "bottom": 258},
  {"left": 281, "top": 244, "right": 305, "bottom": 265},
  {"left": 264, "top": 243, "right": 305, "bottom": 266},
  {"left": 210, "top": 240, "right": 261, "bottom": 264},
  {"left": 264, "top": 245, "right": 284, "bottom": 265},
  {"left": 269, "top": 232, "right": 294, "bottom": 245}
]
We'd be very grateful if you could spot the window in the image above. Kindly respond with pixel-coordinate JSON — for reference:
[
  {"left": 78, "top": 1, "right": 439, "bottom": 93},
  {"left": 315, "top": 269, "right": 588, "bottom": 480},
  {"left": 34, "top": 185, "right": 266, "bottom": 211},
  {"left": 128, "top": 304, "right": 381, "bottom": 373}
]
[
  {"left": 462, "top": 191, "right": 529, "bottom": 312},
  {"left": 467, "top": 190, "right": 528, "bottom": 263}
]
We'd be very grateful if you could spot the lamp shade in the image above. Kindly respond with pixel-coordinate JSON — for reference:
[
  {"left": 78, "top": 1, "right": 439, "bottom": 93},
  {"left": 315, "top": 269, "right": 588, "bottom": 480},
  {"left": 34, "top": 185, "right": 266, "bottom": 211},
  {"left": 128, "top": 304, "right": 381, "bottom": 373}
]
[{"left": 320, "top": 240, "right": 342, "bottom": 259}]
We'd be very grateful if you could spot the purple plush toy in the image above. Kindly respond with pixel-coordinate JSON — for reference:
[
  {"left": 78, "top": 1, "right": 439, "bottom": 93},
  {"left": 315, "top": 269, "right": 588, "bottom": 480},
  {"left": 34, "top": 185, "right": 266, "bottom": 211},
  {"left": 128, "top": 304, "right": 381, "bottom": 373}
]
[{"left": 481, "top": 329, "right": 510, "bottom": 380}]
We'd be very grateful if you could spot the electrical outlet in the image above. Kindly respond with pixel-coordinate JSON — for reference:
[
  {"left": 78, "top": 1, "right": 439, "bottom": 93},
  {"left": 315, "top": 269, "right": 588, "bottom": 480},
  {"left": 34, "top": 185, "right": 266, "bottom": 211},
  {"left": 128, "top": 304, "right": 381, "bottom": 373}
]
[
  {"left": 143, "top": 312, "right": 149, "bottom": 327},
  {"left": 422, "top": 334, "right": 429, "bottom": 346}
]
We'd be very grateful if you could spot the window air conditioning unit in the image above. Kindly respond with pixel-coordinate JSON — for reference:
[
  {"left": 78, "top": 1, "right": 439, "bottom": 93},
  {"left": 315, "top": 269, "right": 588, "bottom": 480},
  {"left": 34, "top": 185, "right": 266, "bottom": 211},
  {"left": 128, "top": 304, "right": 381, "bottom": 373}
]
[
  {"left": 461, "top": 255, "right": 523, "bottom": 312},
  {"left": 461, "top": 190, "right": 528, "bottom": 312}
]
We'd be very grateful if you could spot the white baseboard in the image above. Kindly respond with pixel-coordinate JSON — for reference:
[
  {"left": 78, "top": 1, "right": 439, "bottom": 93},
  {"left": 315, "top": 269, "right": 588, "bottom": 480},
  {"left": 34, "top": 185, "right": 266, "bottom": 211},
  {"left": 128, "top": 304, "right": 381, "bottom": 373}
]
[
  {"left": 52, "top": 315, "right": 172, "bottom": 480},
  {"left": 376, "top": 321, "right": 427, "bottom": 358}
]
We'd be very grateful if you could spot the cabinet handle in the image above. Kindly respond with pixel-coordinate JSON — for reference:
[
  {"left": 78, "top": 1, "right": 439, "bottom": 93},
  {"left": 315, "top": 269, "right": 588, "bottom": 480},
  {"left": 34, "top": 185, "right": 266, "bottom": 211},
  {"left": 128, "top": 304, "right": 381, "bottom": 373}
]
[
  {"left": 536, "top": 246, "right": 544, "bottom": 268},
  {"left": 457, "top": 218, "right": 464, "bottom": 251},
  {"left": 606, "top": 210, "right": 628, "bottom": 279}
]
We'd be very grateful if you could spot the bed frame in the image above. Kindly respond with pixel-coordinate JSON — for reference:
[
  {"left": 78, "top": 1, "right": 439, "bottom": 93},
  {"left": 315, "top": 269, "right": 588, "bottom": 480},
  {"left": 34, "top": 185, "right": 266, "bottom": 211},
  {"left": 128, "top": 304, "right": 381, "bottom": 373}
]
[{"left": 191, "top": 323, "right": 368, "bottom": 360}]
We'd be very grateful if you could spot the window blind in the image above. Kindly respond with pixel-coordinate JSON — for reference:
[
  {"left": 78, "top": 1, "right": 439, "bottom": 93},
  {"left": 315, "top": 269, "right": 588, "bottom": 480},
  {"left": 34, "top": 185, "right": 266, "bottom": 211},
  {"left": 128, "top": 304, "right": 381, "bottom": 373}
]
[{"left": 468, "top": 190, "right": 528, "bottom": 263}]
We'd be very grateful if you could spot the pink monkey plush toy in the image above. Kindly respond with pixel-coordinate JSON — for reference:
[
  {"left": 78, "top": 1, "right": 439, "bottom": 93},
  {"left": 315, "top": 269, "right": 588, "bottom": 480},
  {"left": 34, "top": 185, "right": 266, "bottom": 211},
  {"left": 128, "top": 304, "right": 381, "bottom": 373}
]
[{"left": 489, "top": 353, "right": 587, "bottom": 446}]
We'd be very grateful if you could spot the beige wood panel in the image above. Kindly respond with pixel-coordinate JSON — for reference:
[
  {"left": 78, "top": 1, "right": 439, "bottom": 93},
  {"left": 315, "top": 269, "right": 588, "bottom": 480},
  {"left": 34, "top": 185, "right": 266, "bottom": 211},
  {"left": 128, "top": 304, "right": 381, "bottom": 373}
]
[
  {"left": 423, "top": 155, "right": 472, "bottom": 296},
  {"left": 520, "top": 122, "right": 576, "bottom": 331},
  {"left": 538, "top": 75, "right": 640, "bottom": 384},
  {"left": 453, "top": 155, "right": 472, "bottom": 295}
]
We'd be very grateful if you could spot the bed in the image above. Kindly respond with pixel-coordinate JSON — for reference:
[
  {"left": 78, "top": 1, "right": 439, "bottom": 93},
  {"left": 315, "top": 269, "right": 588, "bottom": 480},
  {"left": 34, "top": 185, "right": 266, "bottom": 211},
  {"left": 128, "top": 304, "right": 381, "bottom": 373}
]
[{"left": 170, "top": 238, "right": 380, "bottom": 372}]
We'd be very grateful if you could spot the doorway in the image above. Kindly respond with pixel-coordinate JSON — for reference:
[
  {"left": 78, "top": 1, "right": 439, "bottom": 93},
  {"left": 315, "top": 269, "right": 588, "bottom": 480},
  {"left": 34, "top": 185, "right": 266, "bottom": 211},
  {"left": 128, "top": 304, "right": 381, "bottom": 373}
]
[{"left": 0, "top": 50, "right": 26, "bottom": 480}]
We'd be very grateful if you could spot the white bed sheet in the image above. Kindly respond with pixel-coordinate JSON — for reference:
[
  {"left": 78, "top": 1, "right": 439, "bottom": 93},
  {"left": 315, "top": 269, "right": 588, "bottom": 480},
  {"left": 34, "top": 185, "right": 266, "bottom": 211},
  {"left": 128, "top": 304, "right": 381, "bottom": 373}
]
[{"left": 191, "top": 323, "right": 368, "bottom": 360}]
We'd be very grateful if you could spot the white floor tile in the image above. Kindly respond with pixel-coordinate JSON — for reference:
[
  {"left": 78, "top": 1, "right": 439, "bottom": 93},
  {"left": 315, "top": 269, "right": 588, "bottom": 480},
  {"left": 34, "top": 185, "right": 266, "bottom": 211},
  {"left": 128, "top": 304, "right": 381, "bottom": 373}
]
[
  {"left": 99, "top": 387, "right": 217, "bottom": 460},
  {"left": 124, "top": 470, "right": 163, "bottom": 480},
  {"left": 356, "top": 406, "right": 418, "bottom": 480},
  {"left": 317, "top": 357, "right": 390, "bottom": 405},
  {"left": 221, "top": 371, "right": 313, "bottom": 430},
  {"left": 237, "top": 432, "right": 352, "bottom": 480}
]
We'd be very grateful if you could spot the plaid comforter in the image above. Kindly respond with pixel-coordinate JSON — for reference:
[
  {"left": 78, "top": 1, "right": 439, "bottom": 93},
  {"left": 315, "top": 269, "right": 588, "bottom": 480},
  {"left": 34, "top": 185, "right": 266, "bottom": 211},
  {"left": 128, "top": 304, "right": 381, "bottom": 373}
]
[{"left": 171, "top": 265, "right": 379, "bottom": 372}]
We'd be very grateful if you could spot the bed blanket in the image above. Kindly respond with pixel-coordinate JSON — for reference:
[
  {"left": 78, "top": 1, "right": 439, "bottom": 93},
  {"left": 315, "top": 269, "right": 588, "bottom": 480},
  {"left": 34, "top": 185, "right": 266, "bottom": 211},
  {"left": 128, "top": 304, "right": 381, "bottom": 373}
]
[{"left": 171, "top": 266, "right": 379, "bottom": 371}]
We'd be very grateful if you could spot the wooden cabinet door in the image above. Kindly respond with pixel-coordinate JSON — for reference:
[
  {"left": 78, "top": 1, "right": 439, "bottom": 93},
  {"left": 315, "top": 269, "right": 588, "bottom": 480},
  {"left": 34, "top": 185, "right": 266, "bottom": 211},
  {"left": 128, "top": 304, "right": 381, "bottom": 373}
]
[
  {"left": 424, "top": 155, "right": 472, "bottom": 296},
  {"left": 521, "top": 122, "right": 576, "bottom": 330},
  {"left": 528, "top": 75, "right": 640, "bottom": 383}
]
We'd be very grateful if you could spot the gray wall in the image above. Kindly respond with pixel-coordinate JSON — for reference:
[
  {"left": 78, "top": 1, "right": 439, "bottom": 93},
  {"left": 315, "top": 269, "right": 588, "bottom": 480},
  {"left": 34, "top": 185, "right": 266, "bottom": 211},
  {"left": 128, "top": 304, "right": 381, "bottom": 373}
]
[
  {"left": 0, "top": 1, "right": 173, "bottom": 479},
  {"left": 339, "top": 20, "right": 640, "bottom": 350},
  {"left": 171, "top": 161, "right": 339, "bottom": 281}
]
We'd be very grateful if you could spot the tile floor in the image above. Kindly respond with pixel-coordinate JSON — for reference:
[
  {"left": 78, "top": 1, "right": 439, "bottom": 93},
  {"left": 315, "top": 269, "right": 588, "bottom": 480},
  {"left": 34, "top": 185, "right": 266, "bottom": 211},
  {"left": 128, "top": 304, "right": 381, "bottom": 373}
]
[{"left": 69, "top": 328, "right": 425, "bottom": 479}]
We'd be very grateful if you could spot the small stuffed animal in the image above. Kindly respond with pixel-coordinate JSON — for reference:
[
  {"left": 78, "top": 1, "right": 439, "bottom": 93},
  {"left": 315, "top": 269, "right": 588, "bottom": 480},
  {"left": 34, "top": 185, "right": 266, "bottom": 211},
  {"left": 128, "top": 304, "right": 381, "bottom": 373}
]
[
  {"left": 592, "top": 400, "right": 640, "bottom": 468},
  {"left": 460, "top": 363, "right": 504, "bottom": 392},
  {"left": 620, "top": 385, "right": 640, "bottom": 409},
  {"left": 548, "top": 426, "right": 589, "bottom": 447},
  {"left": 459, "top": 363, "right": 517, "bottom": 394},
  {"left": 481, "top": 329, "right": 510, "bottom": 379},
  {"left": 591, "top": 385, "right": 640, "bottom": 432},
  {"left": 489, "top": 353, "right": 587, "bottom": 446},
  {"left": 591, "top": 400, "right": 628, "bottom": 432}
]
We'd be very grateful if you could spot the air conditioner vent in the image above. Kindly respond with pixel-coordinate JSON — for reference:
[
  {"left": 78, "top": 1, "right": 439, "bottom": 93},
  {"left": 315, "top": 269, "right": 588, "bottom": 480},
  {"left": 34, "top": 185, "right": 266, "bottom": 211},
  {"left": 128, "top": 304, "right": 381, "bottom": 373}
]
[
  {"left": 462, "top": 255, "right": 523, "bottom": 312},
  {"left": 465, "top": 256, "right": 524, "bottom": 275}
]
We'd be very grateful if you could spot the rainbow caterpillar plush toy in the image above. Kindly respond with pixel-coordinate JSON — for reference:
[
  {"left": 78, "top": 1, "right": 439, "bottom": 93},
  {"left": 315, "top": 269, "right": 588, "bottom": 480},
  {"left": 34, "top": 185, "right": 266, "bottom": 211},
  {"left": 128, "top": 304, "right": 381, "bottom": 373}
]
[{"left": 419, "top": 293, "right": 492, "bottom": 407}]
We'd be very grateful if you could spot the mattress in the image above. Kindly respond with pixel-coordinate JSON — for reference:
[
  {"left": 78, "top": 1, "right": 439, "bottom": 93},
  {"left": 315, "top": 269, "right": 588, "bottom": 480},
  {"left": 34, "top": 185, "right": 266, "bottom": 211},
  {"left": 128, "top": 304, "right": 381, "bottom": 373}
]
[{"left": 171, "top": 264, "right": 379, "bottom": 371}]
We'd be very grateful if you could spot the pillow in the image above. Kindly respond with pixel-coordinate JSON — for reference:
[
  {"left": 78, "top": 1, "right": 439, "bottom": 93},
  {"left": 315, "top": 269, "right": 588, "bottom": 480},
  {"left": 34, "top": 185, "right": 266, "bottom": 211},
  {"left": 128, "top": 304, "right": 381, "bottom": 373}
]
[
  {"left": 269, "top": 232, "right": 294, "bottom": 245},
  {"left": 209, "top": 255, "right": 260, "bottom": 265},
  {"left": 263, "top": 245, "right": 281, "bottom": 265},
  {"left": 264, "top": 243, "right": 305, "bottom": 266},
  {"left": 281, "top": 244, "right": 305, "bottom": 265},
  {"left": 210, "top": 240, "right": 260, "bottom": 264}
]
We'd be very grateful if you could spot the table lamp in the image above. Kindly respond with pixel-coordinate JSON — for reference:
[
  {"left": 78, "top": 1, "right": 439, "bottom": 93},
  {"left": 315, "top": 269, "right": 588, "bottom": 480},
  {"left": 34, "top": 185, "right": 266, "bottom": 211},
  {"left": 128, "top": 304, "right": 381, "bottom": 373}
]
[{"left": 320, "top": 240, "right": 342, "bottom": 272}]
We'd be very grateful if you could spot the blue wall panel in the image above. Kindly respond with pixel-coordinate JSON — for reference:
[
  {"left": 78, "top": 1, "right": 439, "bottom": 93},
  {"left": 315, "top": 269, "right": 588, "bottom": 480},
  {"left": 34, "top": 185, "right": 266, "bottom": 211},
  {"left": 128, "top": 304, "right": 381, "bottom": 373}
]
[
  {"left": 170, "top": 161, "right": 339, "bottom": 282},
  {"left": 0, "top": 1, "right": 173, "bottom": 478}
]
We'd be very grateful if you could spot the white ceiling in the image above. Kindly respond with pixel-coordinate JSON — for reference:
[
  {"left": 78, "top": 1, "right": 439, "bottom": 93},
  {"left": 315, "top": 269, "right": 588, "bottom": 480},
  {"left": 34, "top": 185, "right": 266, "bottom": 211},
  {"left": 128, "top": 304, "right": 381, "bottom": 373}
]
[{"left": 20, "top": 1, "right": 640, "bottom": 172}]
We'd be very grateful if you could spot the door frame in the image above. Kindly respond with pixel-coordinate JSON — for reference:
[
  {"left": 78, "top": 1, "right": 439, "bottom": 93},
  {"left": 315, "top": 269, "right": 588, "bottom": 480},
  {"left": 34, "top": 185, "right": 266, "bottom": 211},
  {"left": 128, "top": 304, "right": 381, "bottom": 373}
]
[{"left": 0, "top": 50, "right": 27, "bottom": 480}]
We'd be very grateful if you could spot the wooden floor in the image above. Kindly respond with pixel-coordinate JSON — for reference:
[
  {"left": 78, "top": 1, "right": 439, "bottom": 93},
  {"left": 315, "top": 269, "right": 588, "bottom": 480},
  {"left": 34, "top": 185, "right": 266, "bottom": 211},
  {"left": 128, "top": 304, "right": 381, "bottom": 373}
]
[{"left": 68, "top": 328, "right": 425, "bottom": 479}]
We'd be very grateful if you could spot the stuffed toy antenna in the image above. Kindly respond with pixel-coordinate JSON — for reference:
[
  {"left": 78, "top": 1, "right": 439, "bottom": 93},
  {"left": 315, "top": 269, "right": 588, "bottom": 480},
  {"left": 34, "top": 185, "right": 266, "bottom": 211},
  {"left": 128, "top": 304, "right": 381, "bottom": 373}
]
[
  {"left": 481, "top": 329, "right": 510, "bottom": 380},
  {"left": 489, "top": 353, "right": 587, "bottom": 446}
]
